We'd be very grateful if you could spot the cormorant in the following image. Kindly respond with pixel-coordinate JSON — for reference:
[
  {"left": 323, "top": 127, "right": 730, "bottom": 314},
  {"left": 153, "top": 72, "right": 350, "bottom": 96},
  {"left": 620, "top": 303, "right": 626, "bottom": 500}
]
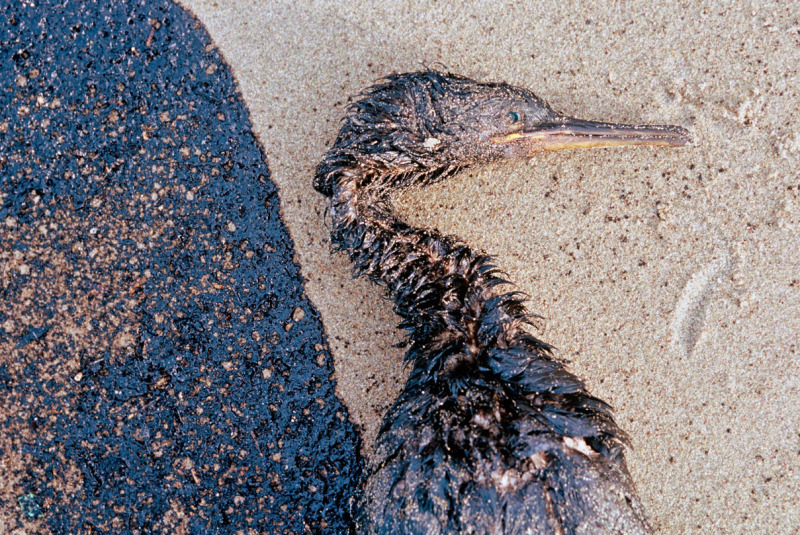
[{"left": 314, "top": 71, "right": 689, "bottom": 534}]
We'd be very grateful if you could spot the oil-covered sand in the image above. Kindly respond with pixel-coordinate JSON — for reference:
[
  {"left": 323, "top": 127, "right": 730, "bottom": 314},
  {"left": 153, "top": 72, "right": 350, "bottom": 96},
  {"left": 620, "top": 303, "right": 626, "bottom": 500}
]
[{"left": 0, "top": 2, "right": 360, "bottom": 532}]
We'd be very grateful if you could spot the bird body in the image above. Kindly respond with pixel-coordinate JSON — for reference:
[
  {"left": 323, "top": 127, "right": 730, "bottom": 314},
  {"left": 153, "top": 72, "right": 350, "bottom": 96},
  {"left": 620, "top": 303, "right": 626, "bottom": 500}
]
[{"left": 315, "top": 72, "right": 689, "bottom": 534}]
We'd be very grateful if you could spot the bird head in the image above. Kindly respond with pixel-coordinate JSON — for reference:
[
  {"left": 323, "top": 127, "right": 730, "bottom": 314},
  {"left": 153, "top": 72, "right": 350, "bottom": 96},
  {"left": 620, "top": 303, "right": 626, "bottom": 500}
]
[{"left": 314, "top": 71, "right": 690, "bottom": 196}]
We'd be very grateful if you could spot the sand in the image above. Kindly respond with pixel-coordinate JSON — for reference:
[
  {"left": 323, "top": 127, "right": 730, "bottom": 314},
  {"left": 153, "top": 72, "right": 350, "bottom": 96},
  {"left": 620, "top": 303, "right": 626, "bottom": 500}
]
[{"left": 178, "top": 1, "right": 800, "bottom": 532}]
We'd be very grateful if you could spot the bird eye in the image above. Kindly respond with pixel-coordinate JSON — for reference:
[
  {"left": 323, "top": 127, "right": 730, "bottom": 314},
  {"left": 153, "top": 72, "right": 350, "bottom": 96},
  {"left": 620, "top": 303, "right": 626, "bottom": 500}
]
[{"left": 508, "top": 111, "right": 520, "bottom": 123}]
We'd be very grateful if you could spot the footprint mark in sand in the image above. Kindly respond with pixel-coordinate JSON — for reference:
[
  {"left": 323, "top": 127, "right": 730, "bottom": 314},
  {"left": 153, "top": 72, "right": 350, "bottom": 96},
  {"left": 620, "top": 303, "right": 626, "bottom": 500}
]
[{"left": 670, "top": 252, "right": 732, "bottom": 356}]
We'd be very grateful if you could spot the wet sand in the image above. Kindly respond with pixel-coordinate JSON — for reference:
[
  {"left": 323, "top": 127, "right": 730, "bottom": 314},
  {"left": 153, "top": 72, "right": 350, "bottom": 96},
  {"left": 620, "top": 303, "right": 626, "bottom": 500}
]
[{"left": 179, "top": 1, "right": 800, "bottom": 532}]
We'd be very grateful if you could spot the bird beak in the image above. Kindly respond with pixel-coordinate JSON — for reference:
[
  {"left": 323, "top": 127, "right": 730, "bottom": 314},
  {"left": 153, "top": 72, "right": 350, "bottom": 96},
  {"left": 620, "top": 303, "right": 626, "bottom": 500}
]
[{"left": 493, "top": 116, "right": 691, "bottom": 153}]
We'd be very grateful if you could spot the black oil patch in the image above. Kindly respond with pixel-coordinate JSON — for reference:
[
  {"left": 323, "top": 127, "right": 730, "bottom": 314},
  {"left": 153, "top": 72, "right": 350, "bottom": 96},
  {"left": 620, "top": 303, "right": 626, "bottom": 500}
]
[{"left": 0, "top": 1, "right": 362, "bottom": 533}]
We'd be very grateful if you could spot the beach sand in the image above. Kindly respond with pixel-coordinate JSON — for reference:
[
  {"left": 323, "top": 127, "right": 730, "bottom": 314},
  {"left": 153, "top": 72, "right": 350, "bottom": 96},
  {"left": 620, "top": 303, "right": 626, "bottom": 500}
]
[{"left": 179, "top": 1, "right": 800, "bottom": 532}]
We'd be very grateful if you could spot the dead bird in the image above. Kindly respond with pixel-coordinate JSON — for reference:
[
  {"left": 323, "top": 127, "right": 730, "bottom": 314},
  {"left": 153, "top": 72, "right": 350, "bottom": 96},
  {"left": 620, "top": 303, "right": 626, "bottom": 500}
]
[{"left": 314, "top": 71, "right": 689, "bottom": 534}]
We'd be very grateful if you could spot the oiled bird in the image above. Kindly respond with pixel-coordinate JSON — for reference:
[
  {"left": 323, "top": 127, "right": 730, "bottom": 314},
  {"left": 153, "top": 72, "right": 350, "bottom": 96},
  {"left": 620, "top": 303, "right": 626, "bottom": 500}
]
[{"left": 314, "top": 71, "right": 689, "bottom": 534}]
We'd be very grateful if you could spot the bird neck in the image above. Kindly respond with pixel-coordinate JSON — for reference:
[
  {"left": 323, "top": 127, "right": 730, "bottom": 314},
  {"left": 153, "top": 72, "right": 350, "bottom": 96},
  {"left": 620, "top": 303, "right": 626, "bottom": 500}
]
[
  {"left": 327, "top": 167, "right": 548, "bottom": 378},
  {"left": 321, "top": 164, "right": 625, "bottom": 454}
]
